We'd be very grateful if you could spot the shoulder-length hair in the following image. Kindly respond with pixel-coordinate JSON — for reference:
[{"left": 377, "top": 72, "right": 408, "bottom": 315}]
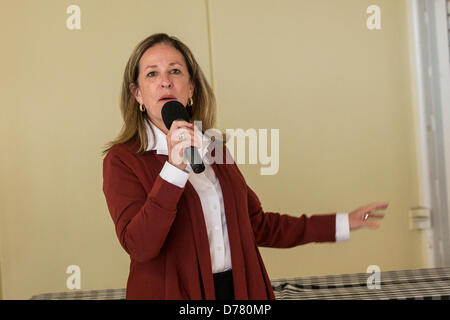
[{"left": 102, "top": 33, "right": 217, "bottom": 156}]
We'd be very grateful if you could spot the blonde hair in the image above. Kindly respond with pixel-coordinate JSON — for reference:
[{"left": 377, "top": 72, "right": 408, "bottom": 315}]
[{"left": 103, "top": 33, "right": 217, "bottom": 156}]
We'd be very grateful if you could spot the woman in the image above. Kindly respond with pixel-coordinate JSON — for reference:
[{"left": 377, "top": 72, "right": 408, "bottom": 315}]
[{"left": 102, "top": 33, "right": 388, "bottom": 300}]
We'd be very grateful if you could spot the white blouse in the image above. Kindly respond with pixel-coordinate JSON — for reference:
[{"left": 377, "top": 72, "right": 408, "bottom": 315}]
[{"left": 145, "top": 120, "right": 349, "bottom": 274}]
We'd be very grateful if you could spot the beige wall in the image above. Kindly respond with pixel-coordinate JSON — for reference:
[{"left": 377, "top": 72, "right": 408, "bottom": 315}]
[{"left": 0, "top": 0, "right": 425, "bottom": 299}]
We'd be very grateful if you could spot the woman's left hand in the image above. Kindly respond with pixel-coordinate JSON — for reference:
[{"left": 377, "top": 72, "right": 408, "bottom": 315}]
[{"left": 348, "top": 202, "right": 389, "bottom": 231}]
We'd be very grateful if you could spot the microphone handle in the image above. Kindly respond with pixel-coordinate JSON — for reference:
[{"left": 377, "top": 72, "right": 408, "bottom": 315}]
[{"left": 184, "top": 146, "right": 205, "bottom": 174}]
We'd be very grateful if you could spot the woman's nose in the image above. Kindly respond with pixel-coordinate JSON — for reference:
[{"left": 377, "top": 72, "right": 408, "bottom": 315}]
[{"left": 160, "top": 74, "right": 172, "bottom": 88}]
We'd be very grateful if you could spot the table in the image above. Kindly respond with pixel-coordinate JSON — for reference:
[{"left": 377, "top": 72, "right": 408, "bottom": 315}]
[{"left": 29, "top": 267, "right": 450, "bottom": 300}]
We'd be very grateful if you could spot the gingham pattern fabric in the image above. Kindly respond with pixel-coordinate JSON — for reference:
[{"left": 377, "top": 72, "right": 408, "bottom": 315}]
[
  {"left": 29, "top": 267, "right": 450, "bottom": 300},
  {"left": 30, "top": 288, "right": 126, "bottom": 300},
  {"left": 271, "top": 267, "right": 450, "bottom": 300}
]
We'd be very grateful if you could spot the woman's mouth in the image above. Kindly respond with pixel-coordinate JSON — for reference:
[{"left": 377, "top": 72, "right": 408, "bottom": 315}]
[{"left": 159, "top": 95, "right": 177, "bottom": 102}]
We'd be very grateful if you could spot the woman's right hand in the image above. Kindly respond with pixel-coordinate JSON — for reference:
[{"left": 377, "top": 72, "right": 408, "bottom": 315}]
[{"left": 166, "top": 120, "right": 201, "bottom": 171}]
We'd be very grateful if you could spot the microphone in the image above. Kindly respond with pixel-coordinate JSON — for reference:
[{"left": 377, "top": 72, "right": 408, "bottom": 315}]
[{"left": 161, "top": 100, "right": 205, "bottom": 174}]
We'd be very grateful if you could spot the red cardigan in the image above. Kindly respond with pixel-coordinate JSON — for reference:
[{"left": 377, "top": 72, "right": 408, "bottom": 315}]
[{"left": 102, "top": 138, "right": 337, "bottom": 300}]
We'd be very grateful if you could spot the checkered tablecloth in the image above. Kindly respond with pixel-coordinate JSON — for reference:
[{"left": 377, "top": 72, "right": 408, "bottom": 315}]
[
  {"left": 29, "top": 267, "right": 450, "bottom": 300},
  {"left": 270, "top": 267, "right": 450, "bottom": 300}
]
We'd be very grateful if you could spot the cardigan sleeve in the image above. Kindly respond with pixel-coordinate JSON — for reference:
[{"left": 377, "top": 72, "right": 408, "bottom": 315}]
[
  {"left": 232, "top": 162, "right": 336, "bottom": 248},
  {"left": 247, "top": 185, "right": 336, "bottom": 247},
  {"left": 103, "top": 149, "right": 185, "bottom": 263}
]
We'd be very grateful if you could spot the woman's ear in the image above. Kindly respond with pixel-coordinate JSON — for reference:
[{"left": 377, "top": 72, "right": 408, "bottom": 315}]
[{"left": 129, "top": 82, "right": 143, "bottom": 105}]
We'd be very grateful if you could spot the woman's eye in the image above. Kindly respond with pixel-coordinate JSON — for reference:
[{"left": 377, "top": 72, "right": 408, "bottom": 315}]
[{"left": 147, "top": 69, "right": 179, "bottom": 77}]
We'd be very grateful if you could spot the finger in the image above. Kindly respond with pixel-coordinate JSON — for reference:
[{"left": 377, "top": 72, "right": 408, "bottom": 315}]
[
  {"left": 367, "top": 213, "right": 385, "bottom": 219},
  {"left": 179, "top": 135, "right": 198, "bottom": 149},
  {"left": 173, "top": 126, "right": 194, "bottom": 133},
  {"left": 171, "top": 120, "right": 193, "bottom": 130},
  {"left": 364, "top": 221, "right": 381, "bottom": 229},
  {"left": 170, "top": 132, "right": 202, "bottom": 156},
  {"left": 192, "top": 137, "right": 202, "bottom": 149},
  {"left": 368, "top": 202, "right": 389, "bottom": 211},
  {"left": 171, "top": 127, "right": 194, "bottom": 138},
  {"left": 172, "top": 119, "right": 192, "bottom": 126},
  {"left": 170, "top": 128, "right": 194, "bottom": 143}
]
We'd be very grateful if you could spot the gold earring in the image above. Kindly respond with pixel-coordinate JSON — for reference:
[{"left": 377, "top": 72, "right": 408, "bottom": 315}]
[
  {"left": 139, "top": 103, "right": 145, "bottom": 112},
  {"left": 188, "top": 97, "right": 193, "bottom": 106}
]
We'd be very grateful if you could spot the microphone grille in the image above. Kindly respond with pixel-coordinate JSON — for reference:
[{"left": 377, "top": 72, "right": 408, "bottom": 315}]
[{"left": 161, "top": 100, "right": 191, "bottom": 130}]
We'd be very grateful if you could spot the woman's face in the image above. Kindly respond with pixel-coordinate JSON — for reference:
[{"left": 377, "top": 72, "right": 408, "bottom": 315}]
[{"left": 131, "top": 43, "right": 194, "bottom": 132}]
